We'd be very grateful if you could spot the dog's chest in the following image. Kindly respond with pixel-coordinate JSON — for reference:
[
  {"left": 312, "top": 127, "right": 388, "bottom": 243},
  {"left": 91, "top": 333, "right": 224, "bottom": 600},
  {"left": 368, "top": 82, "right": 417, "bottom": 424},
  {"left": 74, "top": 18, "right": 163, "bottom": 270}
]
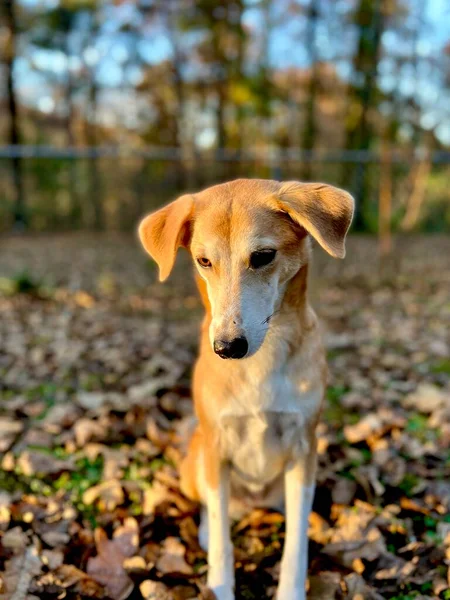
[
  {"left": 220, "top": 412, "right": 305, "bottom": 489},
  {"left": 217, "top": 371, "right": 321, "bottom": 489}
]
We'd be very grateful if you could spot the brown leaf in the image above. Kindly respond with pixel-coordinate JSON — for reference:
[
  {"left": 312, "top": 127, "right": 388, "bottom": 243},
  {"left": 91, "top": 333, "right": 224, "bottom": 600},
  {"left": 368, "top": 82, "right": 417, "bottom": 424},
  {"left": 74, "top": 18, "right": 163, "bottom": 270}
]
[
  {"left": 76, "top": 391, "right": 110, "bottom": 411},
  {"left": 156, "top": 537, "right": 192, "bottom": 576},
  {"left": 87, "top": 519, "right": 139, "bottom": 600},
  {"left": 402, "top": 383, "right": 448, "bottom": 413},
  {"left": 54, "top": 563, "right": 104, "bottom": 596},
  {"left": 0, "top": 417, "right": 24, "bottom": 452},
  {"left": 82, "top": 480, "right": 125, "bottom": 511},
  {"left": 332, "top": 477, "right": 357, "bottom": 505},
  {"left": 324, "top": 504, "right": 386, "bottom": 567},
  {"left": 143, "top": 482, "right": 171, "bottom": 516},
  {"left": 40, "top": 530, "right": 71, "bottom": 548},
  {"left": 123, "top": 556, "right": 147, "bottom": 573},
  {"left": 344, "top": 413, "right": 383, "bottom": 444},
  {"left": 308, "top": 572, "right": 341, "bottom": 600},
  {"left": 146, "top": 418, "right": 171, "bottom": 448},
  {"left": 343, "top": 572, "right": 383, "bottom": 599},
  {"left": 235, "top": 509, "right": 284, "bottom": 533},
  {"left": 74, "top": 418, "right": 106, "bottom": 446},
  {"left": 17, "top": 451, "right": 74, "bottom": 477},
  {"left": 0, "top": 543, "right": 42, "bottom": 600},
  {"left": 41, "top": 549, "right": 64, "bottom": 571},
  {"left": 1, "top": 527, "right": 29, "bottom": 552},
  {"left": 308, "top": 511, "right": 332, "bottom": 545},
  {"left": 140, "top": 580, "right": 174, "bottom": 600}
]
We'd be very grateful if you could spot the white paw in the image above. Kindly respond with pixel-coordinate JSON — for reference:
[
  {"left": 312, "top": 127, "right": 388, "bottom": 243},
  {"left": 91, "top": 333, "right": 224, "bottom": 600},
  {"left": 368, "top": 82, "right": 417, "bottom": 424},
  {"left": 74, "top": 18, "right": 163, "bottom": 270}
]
[
  {"left": 276, "top": 585, "right": 306, "bottom": 600},
  {"left": 207, "top": 582, "right": 234, "bottom": 600}
]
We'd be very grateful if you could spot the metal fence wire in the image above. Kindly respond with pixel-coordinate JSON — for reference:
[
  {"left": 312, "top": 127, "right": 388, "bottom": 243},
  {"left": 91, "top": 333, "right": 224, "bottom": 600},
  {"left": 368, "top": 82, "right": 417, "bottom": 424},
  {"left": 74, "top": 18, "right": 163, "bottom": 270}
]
[{"left": 1, "top": 146, "right": 449, "bottom": 232}]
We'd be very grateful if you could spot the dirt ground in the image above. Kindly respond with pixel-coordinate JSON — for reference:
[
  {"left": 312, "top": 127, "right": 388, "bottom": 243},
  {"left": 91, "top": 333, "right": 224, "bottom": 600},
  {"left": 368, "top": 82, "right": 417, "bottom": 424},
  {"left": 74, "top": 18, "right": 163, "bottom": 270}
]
[{"left": 0, "top": 233, "right": 449, "bottom": 600}]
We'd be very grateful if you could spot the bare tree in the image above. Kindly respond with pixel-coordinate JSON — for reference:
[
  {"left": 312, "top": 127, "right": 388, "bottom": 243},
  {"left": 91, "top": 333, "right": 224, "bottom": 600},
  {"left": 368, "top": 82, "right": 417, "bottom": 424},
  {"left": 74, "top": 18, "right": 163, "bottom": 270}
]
[
  {"left": 301, "top": 0, "right": 320, "bottom": 180},
  {"left": 3, "top": 0, "right": 26, "bottom": 228},
  {"left": 84, "top": 7, "right": 104, "bottom": 231},
  {"left": 378, "top": 134, "right": 392, "bottom": 256},
  {"left": 343, "top": 0, "right": 386, "bottom": 229},
  {"left": 161, "top": 0, "right": 187, "bottom": 189},
  {"left": 64, "top": 17, "right": 83, "bottom": 226}
]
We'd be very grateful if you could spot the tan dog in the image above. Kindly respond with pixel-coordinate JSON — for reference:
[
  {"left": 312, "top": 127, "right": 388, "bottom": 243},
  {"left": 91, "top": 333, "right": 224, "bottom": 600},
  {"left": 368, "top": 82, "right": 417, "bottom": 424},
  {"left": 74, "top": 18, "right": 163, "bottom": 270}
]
[{"left": 139, "top": 179, "right": 354, "bottom": 600}]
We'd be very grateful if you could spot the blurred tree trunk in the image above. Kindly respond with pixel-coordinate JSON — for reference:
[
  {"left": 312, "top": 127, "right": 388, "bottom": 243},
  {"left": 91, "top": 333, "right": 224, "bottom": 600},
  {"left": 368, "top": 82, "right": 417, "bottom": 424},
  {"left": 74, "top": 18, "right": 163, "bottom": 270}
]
[
  {"left": 378, "top": 137, "right": 392, "bottom": 256},
  {"left": 343, "top": 0, "right": 385, "bottom": 229},
  {"left": 64, "top": 36, "right": 83, "bottom": 227},
  {"left": 165, "top": 0, "right": 186, "bottom": 191},
  {"left": 401, "top": 147, "right": 432, "bottom": 231},
  {"left": 85, "top": 12, "right": 104, "bottom": 231},
  {"left": 172, "top": 54, "right": 185, "bottom": 189},
  {"left": 301, "top": 0, "right": 320, "bottom": 180},
  {"left": 86, "top": 80, "right": 104, "bottom": 230},
  {"left": 234, "top": 0, "right": 246, "bottom": 154},
  {"left": 409, "top": 3, "right": 426, "bottom": 148},
  {"left": 216, "top": 81, "right": 227, "bottom": 151},
  {"left": 259, "top": 0, "right": 273, "bottom": 148},
  {"left": 211, "top": 10, "right": 227, "bottom": 153},
  {"left": 4, "top": 0, "right": 26, "bottom": 228}
]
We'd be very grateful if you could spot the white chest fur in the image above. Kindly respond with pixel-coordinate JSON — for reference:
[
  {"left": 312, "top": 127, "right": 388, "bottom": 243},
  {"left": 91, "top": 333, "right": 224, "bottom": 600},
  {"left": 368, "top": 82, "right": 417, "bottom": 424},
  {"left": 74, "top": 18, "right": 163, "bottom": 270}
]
[{"left": 216, "top": 363, "right": 322, "bottom": 492}]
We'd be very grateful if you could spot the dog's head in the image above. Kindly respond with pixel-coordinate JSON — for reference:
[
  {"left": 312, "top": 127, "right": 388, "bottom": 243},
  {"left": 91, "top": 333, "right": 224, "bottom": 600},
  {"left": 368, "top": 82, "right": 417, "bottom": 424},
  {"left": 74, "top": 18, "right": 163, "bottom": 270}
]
[{"left": 139, "top": 179, "right": 354, "bottom": 359}]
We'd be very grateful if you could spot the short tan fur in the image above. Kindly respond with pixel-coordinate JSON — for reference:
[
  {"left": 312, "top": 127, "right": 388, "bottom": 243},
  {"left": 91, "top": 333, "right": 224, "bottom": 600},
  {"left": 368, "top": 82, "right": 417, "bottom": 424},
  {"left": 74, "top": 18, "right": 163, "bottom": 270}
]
[{"left": 139, "top": 178, "right": 354, "bottom": 600}]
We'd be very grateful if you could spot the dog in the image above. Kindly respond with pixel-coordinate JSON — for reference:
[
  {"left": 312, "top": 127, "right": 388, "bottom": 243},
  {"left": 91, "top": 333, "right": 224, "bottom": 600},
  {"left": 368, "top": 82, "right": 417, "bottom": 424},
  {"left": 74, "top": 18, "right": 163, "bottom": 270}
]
[{"left": 138, "top": 179, "right": 354, "bottom": 600}]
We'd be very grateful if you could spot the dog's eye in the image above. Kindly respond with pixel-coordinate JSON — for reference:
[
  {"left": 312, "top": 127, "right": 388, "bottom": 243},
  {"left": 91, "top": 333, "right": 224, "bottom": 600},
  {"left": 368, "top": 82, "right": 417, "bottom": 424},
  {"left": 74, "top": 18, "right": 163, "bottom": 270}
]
[
  {"left": 250, "top": 249, "right": 277, "bottom": 269},
  {"left": 197, "top": 257, "right": 212, "bottom": 268}
]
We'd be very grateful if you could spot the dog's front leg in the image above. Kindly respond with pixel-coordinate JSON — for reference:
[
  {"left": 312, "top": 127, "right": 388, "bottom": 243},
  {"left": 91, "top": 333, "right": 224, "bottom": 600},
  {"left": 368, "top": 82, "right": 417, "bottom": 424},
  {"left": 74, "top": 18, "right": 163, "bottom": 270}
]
[
  {"left": 277, "top": 448, "right": 316, "bottom": 600},
  {"left": 205, "top": 457, "right": 234, "bottom": 600}
]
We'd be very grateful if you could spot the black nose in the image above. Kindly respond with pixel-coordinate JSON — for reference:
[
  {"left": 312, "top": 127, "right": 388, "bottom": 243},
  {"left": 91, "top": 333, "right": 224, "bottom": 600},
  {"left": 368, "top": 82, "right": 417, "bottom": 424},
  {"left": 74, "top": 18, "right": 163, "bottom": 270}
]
[{"left": 214, "top": 337, "right": 248, "bottom": 359}]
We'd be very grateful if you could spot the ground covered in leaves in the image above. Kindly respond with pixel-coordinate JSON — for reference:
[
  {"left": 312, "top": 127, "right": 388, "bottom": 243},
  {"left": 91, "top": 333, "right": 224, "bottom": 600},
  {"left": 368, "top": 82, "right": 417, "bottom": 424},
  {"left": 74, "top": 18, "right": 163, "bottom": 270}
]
[{"left": 0, "top": 233, "right": 449, "bottom": 600}]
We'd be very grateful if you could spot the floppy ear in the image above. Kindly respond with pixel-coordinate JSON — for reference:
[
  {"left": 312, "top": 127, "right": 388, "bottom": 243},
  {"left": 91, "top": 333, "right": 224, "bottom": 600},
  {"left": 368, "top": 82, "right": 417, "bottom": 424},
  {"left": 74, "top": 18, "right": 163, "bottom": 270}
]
[
  {"left": 138, "top": 194, "right": 194, "bottom": 281},
  {"left": 276, "top": 182, "right": 354, "bottom": 258}
]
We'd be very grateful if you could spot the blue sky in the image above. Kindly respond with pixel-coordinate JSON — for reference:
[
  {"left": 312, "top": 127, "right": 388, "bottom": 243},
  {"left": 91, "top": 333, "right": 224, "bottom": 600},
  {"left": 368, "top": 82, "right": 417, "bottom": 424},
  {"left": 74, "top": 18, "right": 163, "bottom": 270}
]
[{"left": 11, "top": 0, "right": 450, "bottom": 145}]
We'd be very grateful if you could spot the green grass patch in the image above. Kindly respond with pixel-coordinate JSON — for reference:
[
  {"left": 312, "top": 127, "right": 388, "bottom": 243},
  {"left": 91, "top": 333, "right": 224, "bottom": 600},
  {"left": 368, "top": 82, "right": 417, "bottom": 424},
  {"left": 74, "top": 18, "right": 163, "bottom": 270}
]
[
  {"left": 0, "top": 270, "right": 51, "bottom": 298},
  {"left": 405, "top": 413, "right": 440, "bottom": 443},
  {"left": 54, "top": 455, "right": 104, "bottom": 497},
  {"left": 324, "top": 385, "right": 349, "bottom": 422},
  {"left": 405, "top": 414, "right": 429, "bottom": 434},
  {"left": 398, "top": 473, "right": 421, "bottom": 497},
  {"left": 431, "top": 358, "right": 450, "bottom": 374},
  {"left": 25, "top": 383, "right": 58, "bottom": 420},
  {"left": 327, "top": 385, "right": 348, "bottom": 404}
]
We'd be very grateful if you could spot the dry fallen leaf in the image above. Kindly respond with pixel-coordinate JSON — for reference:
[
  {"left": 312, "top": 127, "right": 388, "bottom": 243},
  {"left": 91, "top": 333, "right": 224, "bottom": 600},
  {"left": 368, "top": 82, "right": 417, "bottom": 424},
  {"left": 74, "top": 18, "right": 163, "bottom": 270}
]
[
  {"left": 402, "top": 383, "right": 448, "bottom": 413},
  {"left": 87, "top": 518, "right": 139, "bottom": 600},
  {"left": 0, "top": 417, "right": 23, "bottom": 452},
  {"left": 0, "top": 542, "right": 42, "bottom": 600},
  {"left": 332, "top": 476, "right": 357, "bottom": 505},
  {"left": 143, "top": 481, "right": 171, "bottom": 515},
  {"left": 308, "top": 572, "right": 341, "bottom": 600},
  {"left": 344, "top": 413, "right": 383, "bottom": 444},
  {"left": 74, "top": 418, "right": 106, "bottom": 446},
  {"left": 53, "top": 563, "right": 105, "bottom": 596},
  {"left": 140, "top": 580, "right": 174, "bottom": 599},
  {"left": 156, "top": 537, "right": 193, "bottom": 576},
  {"left": 1, "top": 527, "right": 29, "bottom": 552},
  {"left": 82, "top": 479, "right": 125, "bottom": 511},
  {"left": 17, "top": 451, "right": 74, "bottom": 477}
]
